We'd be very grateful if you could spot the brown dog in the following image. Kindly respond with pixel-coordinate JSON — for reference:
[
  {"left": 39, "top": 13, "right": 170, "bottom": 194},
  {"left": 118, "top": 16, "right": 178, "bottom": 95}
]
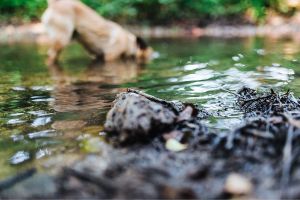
[{"left": 42, "top": 0, "right": 152, "bottom": 65}]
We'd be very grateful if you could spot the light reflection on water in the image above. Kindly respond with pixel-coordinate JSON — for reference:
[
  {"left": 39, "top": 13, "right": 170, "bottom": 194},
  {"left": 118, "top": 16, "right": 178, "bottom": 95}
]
[{"left": 0, "top": 37, "right": 299, "bottom": 178}]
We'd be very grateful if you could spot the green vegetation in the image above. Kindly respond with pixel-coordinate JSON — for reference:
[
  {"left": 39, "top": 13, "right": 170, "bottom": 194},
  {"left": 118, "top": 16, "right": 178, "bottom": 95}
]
[
  {"left": 0, "top": 0, "right": 296, "bottom": 25},
  {"left": 0, "top": 0, "right": 46, "bottom": 23}
]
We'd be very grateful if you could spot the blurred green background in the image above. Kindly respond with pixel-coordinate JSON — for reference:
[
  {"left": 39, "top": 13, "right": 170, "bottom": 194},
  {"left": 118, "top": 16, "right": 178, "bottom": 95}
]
[{"left": 0, "top": 0, "right": 297, "bottom": 25}]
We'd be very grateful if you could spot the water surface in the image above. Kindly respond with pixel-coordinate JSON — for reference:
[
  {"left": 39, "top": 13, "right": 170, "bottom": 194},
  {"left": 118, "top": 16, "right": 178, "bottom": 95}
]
[{"left": 0, "top": 37, "right": 299, "bottom": 178}]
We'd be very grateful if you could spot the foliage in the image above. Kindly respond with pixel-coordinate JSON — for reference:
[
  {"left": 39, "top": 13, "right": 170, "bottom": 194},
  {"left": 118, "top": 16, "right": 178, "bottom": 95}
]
[
  {"left": 0, "top": 0, "right": 294, "bottom": 24},
  {"left": 0, "top": 0, "right": 46, "bottom": 22}
]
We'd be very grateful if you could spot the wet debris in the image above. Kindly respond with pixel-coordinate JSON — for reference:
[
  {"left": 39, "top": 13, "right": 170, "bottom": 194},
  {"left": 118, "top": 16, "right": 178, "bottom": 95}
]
[
  {"left": 237, "top": 87, "right": 300, "bottom": 117},
  {"left": 102, "top": 87, "right": 300, "bottom": 199},
  {"left": 232, "top": 87, "right": 300, "bottom": 197}
]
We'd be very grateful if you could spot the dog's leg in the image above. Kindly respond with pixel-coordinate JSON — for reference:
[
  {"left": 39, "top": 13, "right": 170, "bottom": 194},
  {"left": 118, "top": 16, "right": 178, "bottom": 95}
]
[
  {"left": 44, "top": 14, "right": 74, "bottom": 65},
  {"left": 47, "top": 21, "right": 74, "bottom": 65},
  {"left": 47, "top": 41, "right": 62, "bottom": 65},
  {"left": 47, "top": 32, "right": 73, "bottom": 65}
]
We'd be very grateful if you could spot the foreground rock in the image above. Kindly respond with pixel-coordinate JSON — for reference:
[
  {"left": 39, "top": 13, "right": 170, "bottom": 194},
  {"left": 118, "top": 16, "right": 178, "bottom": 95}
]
[{"left": 104, "top": 89, "right": 208, "bottom": 145}]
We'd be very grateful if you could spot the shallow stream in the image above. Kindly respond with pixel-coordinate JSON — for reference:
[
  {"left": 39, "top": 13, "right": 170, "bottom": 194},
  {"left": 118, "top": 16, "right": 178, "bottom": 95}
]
[{"left": 0, "top": 37, "right": 299, "bottom": 178}]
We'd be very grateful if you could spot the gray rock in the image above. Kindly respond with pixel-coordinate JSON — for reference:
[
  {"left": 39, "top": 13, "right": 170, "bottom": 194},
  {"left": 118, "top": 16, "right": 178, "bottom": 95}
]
[{"left": 105, "top": 91, "right": 177, "bottom": 144}]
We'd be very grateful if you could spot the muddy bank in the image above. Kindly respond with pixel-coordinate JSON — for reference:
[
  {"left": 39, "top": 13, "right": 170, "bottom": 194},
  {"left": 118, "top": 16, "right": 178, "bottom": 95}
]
[
  {"left": 1, "top": 87, "right": 300, "bottom": 199},
  {"left": 2, "top": 22, "right": 300, "bottom": 44}
]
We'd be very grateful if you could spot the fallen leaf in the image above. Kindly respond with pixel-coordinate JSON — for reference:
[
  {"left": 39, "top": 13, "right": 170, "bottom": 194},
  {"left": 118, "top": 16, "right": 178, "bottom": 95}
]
[
  {"left": 51, "top": 120, "right": 87, "bottom": 130},
  {"left": 177, "top": 106, "right": 194, "bottom": 122},
  {"left": 224, "top": 173, "right": 253, "bottom": 195},
  {"left": 165, "top": 138, "right": 187, "bottom": 152}
]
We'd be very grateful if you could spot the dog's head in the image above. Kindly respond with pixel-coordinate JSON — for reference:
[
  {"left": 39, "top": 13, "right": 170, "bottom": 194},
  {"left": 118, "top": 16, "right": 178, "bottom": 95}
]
[{"left": 136, "top": 37, "right": 153, "bottom": 63}]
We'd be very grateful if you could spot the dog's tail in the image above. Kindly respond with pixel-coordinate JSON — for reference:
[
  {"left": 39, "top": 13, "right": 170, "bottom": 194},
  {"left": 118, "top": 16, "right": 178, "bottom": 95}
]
[{"left": 136, "top": 36, "right": 148, "bottom": 50}]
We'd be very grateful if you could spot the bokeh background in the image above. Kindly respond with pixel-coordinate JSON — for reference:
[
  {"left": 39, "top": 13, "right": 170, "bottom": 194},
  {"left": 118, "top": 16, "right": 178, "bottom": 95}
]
[{"left": 0, "top": 0, "right": 300, "bottom": 25}]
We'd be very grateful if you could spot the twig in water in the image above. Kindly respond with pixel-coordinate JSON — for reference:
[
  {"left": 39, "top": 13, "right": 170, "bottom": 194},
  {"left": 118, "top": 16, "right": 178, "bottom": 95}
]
[
  {"left": 63, "top": 167, "right": 116, "bottom": 194},
  {"left": 221, "top": 88, "right": 243, "bottom": 98},
  {"left": 0, "top": 168, "right": 36, "bottom": 191},
  {"left": 127, "top": 88, "right": 183, "bottom": 114},
  {"left": 280, "top": 126, "right": 294, "bottom": 197}
]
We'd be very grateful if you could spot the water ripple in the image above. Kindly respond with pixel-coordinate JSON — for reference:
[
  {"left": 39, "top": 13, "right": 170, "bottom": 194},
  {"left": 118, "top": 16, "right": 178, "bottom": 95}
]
[
  {"left": 7, "top": 118, "right": 26, "bottom": 125},
  {"left": 28, "top": 130, "right": 57, "bottom": 139},
  {"left": 9, "top": 151, "right": 30, "bottom": 165},
  {"left": 31, "top": 117, "right": 52, "bottom": 127}
]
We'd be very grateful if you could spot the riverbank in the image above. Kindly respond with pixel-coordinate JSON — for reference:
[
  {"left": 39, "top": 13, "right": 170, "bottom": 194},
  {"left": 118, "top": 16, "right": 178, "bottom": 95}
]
[
  {"left": 1, "top": 88, "right": 300, "bottom": 199},
  {"left": 2, "top": 21, "right": 300, "bottom": 44}
]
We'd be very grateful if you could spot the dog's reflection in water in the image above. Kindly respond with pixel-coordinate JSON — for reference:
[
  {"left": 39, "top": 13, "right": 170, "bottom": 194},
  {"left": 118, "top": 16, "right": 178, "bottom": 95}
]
[
  {"left": 48, "top": 60, "right": 142, "bottom": 133},
  {"left": 48, "top": 59, "right": 142, "bottom": 87}
]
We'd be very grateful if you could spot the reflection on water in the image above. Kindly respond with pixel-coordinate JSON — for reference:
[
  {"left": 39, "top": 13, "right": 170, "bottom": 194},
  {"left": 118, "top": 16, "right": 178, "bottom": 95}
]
[
  {"left": 0, "top": 37, "right": 300, "bottom": 178},
  {"left": 48, "top": 60, "right": 141, "bottom": 112}
]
